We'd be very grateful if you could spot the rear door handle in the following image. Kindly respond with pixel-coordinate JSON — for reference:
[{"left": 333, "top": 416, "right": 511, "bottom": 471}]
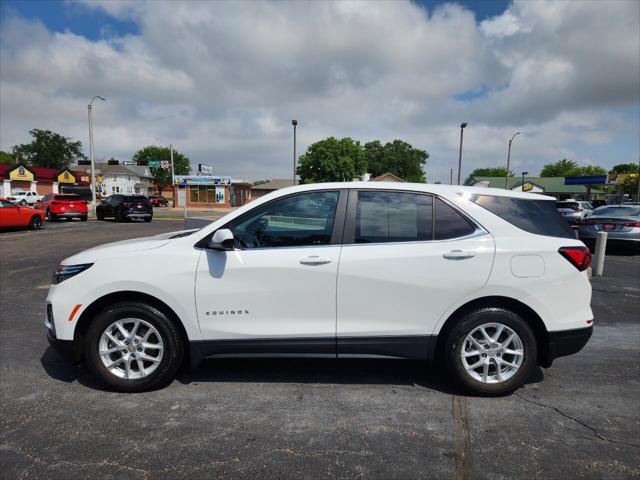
[
  {"left": 443, "top": 250, "right": 476, "bottom": 260},
  {"left": 300, "top": 256, "right": 332, "bottom": 265}
]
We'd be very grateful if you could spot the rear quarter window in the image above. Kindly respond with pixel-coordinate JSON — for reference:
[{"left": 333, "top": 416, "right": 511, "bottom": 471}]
[{"left": 471, "top": 195, "right": 575, "bottom": 239}]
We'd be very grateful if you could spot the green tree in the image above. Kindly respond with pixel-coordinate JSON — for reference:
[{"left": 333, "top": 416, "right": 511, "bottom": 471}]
[
  {"left": 570, "top": 165, "right": 607, "bottom": 176},
  {"left": 297, "top": 137, "right": 366, "bottom": 183},
  {"left": 469, "top": 167, "right": 508, "bottom": 177},
  {"left": 540, "top": 159, "right": 607, "bottom": 177},
  {"left": 364, "top": 139, "right": 428, "bottom": 182},
  {"left": 12, "top": 129, "right": 86, "bottom": 169},
  {"left": 610, "top": 163, "right": 639, "bottom": 174},
  {"left": 132, "top": 146, "right": 190, "bottom": 188},
  {"left": 540, "top": 159, "right": 578, "bottom": 177},
  {"left": 0, "top": 150, "right": 14, "bottom": 164}
]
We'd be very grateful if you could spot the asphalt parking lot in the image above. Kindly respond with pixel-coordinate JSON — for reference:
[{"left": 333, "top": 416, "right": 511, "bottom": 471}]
[{"left": 1, "top": 220, "right": 638, "bottom": 479}]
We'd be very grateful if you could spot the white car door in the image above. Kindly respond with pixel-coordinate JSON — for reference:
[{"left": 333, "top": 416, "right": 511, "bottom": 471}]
[
  {"left": 336, "top": 190, "right": 495, "bottom": 358},
  {"left": 195, "top": 190, "right": 347, "bottom": 352}
]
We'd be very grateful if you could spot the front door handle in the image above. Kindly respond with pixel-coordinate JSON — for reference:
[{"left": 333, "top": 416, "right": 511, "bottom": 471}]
[
  {"left": 300, "top": 256, "right": 332, "bottom": 266},
  {"left": 443, "top": 250, "right": 476, "bottom": 260}
]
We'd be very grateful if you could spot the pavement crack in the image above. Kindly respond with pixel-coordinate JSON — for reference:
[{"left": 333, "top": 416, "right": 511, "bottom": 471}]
[
  {"left": 514, "top": 393, "right": 640, "bottom": 449},
  {"left": 451, "top": 395, "right": 473, "bottom": 480}
]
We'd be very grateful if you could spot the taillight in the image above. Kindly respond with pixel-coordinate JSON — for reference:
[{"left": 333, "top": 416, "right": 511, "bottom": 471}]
[
  {"left": 558, "top": 246, "right": 591, "bottom": 271},
  {"left": 623, "top": 222, "right": 640, "bottom": 228}
]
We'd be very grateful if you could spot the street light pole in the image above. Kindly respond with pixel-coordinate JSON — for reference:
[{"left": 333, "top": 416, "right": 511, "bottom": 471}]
[
  {"left": 457, "top": 122, "right": 468, "bottom": 185},
  {"left": 522, "top": 171, "right": 528, "bottom": 191},
  {"left": 292, "top": 120, "right": 298, "bottom": 185},
  {"left": 87, "top": 95, "right": 106, "bottom": 217},
  {"left": 506, "top": 131, "right": 521, "bottom": 189}
]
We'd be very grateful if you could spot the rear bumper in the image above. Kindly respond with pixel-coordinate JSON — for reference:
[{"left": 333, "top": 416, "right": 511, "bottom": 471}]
[
  {"left": 54, "top": 211, "right": 86, "bottom": 218},
  {"left": 125, "top": 212, "right": 152, "bottom": 218},
  {"left": 541, "top": 326, "right": 593, "bottom": 368}
]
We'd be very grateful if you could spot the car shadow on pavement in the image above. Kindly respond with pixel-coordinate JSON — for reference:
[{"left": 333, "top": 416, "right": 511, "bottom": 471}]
[{"left": 41, "top": 347, "right": 545, "bottom": 395}]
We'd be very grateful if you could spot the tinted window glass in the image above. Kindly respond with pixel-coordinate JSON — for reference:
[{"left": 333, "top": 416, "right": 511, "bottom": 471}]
[
  {"left": 228, "top": 191, "right": 339, "bottom": 248},
  {"left": 471, "top": 195, "right": 575, "bottom": 239},
  {"left": 355, "top": 191, "right": 432, "bottom": 243},
  {"left": 126, "top": 195, "right": 149, "bottom": 203},
  {"left": 434, "top": 198, "right": 476, "bottom": 240},
  {"left": 593, "top": 206, "right": 640, "bottom": 217},
  {"left": 54, "top": 195, "right": 81, "bottom": 201}
]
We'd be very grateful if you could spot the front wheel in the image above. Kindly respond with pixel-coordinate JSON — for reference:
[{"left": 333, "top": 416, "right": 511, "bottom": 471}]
[
  {"left": 84, "top": 302, "right": 185, "bottom": 392},
  {"left": 444, "top": 308, "right": 537, "bottom": 396},
  {"left": 20, "top": 200, "right": 27, "bottom": 206},
  {"left": 29, "top": 215, "right": 42, "bottom": 230}
]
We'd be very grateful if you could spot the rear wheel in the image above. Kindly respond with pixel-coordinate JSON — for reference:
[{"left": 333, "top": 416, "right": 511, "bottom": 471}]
[
  {"left": 144, "top": 217, "right": 152, "bottom": 223},
  {"left": 84, "top": 301, "right": 184, "bottom": 392},
  {"left": 81, "top": 215, "right": 88, "bottom": 222},
  {"left": 46, "top": 209, "right": 56, "bottom": 222},
  {"left": 96, "top": 210, "right": 104, "bottom": 220},
  {"left": 444, "top": 308, "right": 537, "bottom": 396},
  {"left": 29, "top": 215, "right": 42, "bottom": 230},
  {"left": 115, "top": 210, "right": 122, "bottom": 222},
  {"left": 20, "top": 200, "right": 27, "bottom": 206}
]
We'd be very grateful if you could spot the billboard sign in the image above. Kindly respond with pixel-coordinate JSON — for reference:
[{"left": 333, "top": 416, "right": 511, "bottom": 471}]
[
  {"left": 198, "top": 164, "right": 213, "bottom": 175},
  {"left": 174, "top": 175, "right": 231, "bottom": 186}
]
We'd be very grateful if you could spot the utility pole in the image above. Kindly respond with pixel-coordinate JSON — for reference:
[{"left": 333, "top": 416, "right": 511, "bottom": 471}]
[
  {"left": 450, "top": 168, "right": 453, "bottom": 185},
  {"left": 292, "top": 120, "right": 298, "bottom": 185},
  {"left": 87, "top": 96, "right": 106, "bottom": 216},
  {"left": 506, "top": 131, "right": 521, "bottom": 189},
  {"left": 457, "top": 123, "right": 468, "bottom": 185}
]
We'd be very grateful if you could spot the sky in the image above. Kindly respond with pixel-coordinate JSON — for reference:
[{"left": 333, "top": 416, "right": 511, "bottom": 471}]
[{"left": 0, "top": 0, "right": 638, "bottom": 183}]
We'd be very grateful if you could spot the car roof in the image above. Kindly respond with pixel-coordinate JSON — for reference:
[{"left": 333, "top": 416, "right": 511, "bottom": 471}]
[{"left": 275, "top": 182, "right": 556, "bottom": 201}]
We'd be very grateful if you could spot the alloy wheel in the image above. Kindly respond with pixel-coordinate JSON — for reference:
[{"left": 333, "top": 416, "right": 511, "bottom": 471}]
[
  {"left": 98, "top": 318, "right": 164, "bottom": 380},
  {"left": 460, "top": 322, "right": 524, "bottom": 384}
]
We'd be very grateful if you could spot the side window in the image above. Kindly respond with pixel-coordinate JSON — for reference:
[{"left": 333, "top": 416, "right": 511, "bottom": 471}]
[
  {"left": 355, "top": 191, "right": 433, "bottom": 243},
  {"left": 0, "top": 200, "right": 16, "bottom": 208},
  {"left": 434, "top": 198, "right": 476, "bottom": 240},
  {"left": 227, "top": 191, "right": 340, "bottom": 249}
]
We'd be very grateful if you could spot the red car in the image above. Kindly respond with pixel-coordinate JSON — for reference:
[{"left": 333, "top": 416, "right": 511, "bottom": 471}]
[
  {"left": 37, "top": 194, "right": 88, "bottom": 221},
  {"left": 148, "top": 195, "right": 169, "bottom": 207},
  {"left": 0, "top": 198, "right": 45, "bottom": 230}
]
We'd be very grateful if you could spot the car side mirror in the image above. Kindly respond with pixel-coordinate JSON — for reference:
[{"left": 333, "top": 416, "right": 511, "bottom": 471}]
[{"left": 207, "top": 229, "right": 235, "bottom": 251}]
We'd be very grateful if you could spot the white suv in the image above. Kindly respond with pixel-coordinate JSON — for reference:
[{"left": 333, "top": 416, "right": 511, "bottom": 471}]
[{"left": 45, "top": 183, "right": 593, "bottom": 395}]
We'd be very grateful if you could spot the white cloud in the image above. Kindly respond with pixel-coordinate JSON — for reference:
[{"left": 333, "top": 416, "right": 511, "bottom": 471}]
[{"left": 1, "top": 0, "right": 638, "bottom": 182}]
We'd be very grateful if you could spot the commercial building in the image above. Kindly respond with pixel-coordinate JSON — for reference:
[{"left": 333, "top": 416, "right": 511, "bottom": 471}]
[
  {"left": 173, "top": 175, "right": 252, "bottom": 208},
  {"left": 466, "top": 176, "right": 587, "bottom": 199},
  {"left": 251, "top": 179, "right": 296, "bottom": 199},
  {"left": 0, "top": 163, "right": 89, "bottom": 197}
]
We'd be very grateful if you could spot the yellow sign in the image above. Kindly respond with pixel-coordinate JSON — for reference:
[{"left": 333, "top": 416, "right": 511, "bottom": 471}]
[
  {"left": 522, "top": 182, "right": 534, "bottom": 192},
  {"left": 57, "top": 170, "right": 76, "bottom": 184},
  {"left": 9, "top": 165, "right": 35, "bottom": 182}
]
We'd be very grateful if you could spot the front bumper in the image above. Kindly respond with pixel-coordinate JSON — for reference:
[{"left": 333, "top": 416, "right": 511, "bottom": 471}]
[
  {"left": 47, "top": 330, "right": 82, "bottom": 364},
  {"left": 540, "top": 326, "right": 593, "bottom": 368}
]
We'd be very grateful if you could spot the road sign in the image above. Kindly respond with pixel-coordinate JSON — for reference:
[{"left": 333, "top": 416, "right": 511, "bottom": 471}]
[
  {"left": 160, "top": 160, "right": 170, "bottom": 169},
  {"left": 148, "top": 160, "right": 160, "bottom": 168},
  {"left": 122, "top": 160, "right": 135, "bottom": 165}
]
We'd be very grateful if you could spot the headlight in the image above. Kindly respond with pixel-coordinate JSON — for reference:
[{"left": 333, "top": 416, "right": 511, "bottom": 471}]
[{"left": 52, "top": 263, "right": 93, "bottom": 284}]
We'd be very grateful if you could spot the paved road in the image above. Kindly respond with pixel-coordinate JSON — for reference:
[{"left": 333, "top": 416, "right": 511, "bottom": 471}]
[{"left": 1, "top": 221, "right": 638, "bottom": 479}]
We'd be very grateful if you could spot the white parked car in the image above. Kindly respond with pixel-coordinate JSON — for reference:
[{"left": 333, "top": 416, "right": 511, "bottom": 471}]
[
  {"left": 556, "top": 200, "right": 594, "bottom": 225},
  {"left": 45, "top": 183, "right": 593, "bottom": 395},
  {"left": 7, "top": 191, "right": 42, "bottom": 206}
]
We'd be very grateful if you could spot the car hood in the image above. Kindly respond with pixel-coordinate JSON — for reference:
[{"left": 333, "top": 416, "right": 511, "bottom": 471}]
[{"left": 62, "top": 229, "right": 199, "bottom": 264}]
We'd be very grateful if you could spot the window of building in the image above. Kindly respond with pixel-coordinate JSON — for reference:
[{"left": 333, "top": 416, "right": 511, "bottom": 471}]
[
  {"left": 355, "top": 191, "right": 433, "bottom": 243},
  {"left": 227, "top": 191, "right": 339, "bottom": 248}
]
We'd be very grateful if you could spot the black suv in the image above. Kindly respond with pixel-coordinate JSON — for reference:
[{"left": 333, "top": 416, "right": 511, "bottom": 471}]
[{"left": 96, "top": 195, "right": 153, "bottom": 222}]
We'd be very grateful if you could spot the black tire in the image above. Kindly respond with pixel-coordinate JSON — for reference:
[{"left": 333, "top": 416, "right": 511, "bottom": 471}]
[
  {"left": 29, "top": 215, "right": 42, "bottom": 230},
  {"left": 444, "top": 308, "right": 537, "bottom": 396},
  {"left": 114, "top": 210, "right": 122, "bottom": 222},
  {"left": 46, "top": 209, "right": 56, "bottom": 222},
  {"left": 96, "top": 210, "right": 104, "bottom": 221},
  {"left": 144, "top": 217, "right": 152, "bottom": 223},
  {"left": 20, "top": 200, "right": 27, "bottom": 206},
  {"left": 81, "top": 215, "right": 88, "bottom": 222},
  {"left": 84, "top": 301, "right": 184, "bottom": 392}
]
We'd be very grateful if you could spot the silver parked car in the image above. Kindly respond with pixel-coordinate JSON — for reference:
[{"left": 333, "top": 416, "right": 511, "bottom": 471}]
[
  {"left": 578, "top": 205, "right": 640, "bottom": 248},
  {"left": 556, "top": 200, "right": 594, "bottom": 225}
]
